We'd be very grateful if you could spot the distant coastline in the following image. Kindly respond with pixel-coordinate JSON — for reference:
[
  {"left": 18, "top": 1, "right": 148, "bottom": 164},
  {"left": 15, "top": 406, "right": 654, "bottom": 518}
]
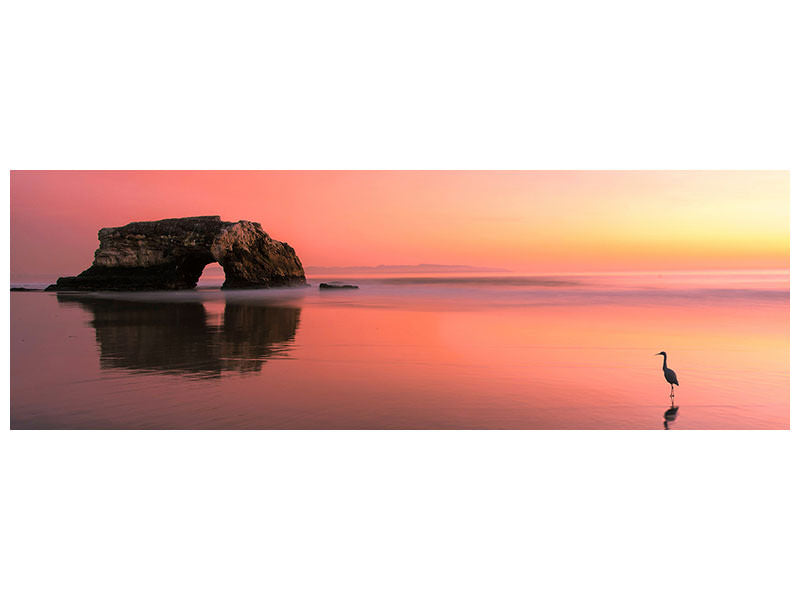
[{"left": 305, "top": 263, "right": 511, "bottom": 274}]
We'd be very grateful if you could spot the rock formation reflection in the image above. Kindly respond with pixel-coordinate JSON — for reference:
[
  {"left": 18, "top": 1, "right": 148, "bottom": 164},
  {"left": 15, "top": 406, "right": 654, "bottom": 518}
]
[{"left": 57, "top": 295, "right": 301, "bottom": 378}]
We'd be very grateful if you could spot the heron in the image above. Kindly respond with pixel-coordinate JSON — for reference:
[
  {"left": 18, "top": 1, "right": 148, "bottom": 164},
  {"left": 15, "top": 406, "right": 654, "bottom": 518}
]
[{"left": 655, "top": 351, "right": 679, "bottom": 397}]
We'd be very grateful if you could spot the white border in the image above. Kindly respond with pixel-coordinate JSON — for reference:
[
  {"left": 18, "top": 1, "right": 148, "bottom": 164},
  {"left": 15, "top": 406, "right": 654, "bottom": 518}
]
[{"left": 2, "top": 2, "right": 797, "bottom": 599}]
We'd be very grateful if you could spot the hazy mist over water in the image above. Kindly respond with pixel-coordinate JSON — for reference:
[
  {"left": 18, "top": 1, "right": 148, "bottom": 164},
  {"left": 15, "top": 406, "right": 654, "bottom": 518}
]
[{"left": 10, "top": 270, "right": 789, "bottom": 429}]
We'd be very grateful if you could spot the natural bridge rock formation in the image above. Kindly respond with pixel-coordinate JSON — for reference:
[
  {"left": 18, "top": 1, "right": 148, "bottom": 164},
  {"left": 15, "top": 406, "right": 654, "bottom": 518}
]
[{"left": 47, "top": 216, "right": 306, "bottom": 291}]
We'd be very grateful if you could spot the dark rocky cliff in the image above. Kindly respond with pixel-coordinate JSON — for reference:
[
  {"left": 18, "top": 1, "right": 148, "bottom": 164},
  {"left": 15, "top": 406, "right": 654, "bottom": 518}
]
[{"left": 47, "top": 216, "right": 306, "bottom": 290}]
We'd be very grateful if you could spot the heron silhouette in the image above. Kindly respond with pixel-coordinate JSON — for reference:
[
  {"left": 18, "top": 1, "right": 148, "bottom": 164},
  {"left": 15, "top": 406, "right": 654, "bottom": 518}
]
[{"left": 655, "top": 351, "right": 679, "bottom": 397}]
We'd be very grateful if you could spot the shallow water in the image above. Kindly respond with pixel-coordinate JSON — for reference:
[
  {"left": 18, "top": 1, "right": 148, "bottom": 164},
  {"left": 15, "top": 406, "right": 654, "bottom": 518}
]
[{"left": 10, "top": 271, "right": 789, "bottom": 429}]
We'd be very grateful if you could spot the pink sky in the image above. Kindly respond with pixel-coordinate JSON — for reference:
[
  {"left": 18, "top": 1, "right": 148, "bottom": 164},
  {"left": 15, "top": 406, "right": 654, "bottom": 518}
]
[{"left": 10, "top": 170, "right": 788, "bottom": 280}]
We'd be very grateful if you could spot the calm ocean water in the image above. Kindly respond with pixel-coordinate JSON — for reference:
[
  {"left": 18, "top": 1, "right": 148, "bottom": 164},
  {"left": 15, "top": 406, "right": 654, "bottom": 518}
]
[{"left": 10, "top": 271, "right": 789, "bottom": 429}]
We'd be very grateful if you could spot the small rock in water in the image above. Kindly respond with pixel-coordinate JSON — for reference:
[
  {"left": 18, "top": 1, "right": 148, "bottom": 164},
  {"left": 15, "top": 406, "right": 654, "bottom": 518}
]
[
  {"left": 11, "top": 287, "right": 38, "bottom": 292},
  {"left": 319, "top": 282, "right": 359, "bottom": 290}
]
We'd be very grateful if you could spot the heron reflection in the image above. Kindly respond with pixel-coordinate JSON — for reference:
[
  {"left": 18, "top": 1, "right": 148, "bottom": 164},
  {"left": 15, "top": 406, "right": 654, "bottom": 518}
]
[
  {"left": 663, "top": 400, "right": 679, "bottom": 429},
  {"left": 57, "top": 294, "right": 301, "bottom": 377}
]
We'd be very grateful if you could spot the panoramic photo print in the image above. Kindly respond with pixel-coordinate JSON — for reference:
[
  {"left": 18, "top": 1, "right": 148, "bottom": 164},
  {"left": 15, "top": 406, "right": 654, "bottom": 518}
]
[{"left": 9, "top": 170, "right": 789, "bottom": 429}]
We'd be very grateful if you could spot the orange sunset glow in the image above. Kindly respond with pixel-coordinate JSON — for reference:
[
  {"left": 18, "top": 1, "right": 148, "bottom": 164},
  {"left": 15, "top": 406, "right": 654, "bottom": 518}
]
[
  {"left": 10, "top": 170, "right": 789, "bottom": 431},
  {"left": 10, "top": 170, "right": 788, "bottom": 279}
]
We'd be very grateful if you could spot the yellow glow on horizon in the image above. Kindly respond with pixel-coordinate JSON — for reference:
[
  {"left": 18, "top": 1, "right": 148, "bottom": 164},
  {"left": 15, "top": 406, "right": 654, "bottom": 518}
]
[{"left": 10, "top": 170, "right": 789, "bottom": 276}]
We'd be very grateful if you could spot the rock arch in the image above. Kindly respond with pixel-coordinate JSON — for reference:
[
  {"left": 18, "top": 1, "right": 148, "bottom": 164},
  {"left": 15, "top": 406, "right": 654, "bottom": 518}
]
[{"left": 47, "top": 216, "right": 306, "bottom": 291}]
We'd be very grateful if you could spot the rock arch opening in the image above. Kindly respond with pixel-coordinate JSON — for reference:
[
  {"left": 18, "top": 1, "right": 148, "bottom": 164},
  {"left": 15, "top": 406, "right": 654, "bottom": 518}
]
[{"left": 197, "top": 262, "right": 226, "bottom": 288}]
